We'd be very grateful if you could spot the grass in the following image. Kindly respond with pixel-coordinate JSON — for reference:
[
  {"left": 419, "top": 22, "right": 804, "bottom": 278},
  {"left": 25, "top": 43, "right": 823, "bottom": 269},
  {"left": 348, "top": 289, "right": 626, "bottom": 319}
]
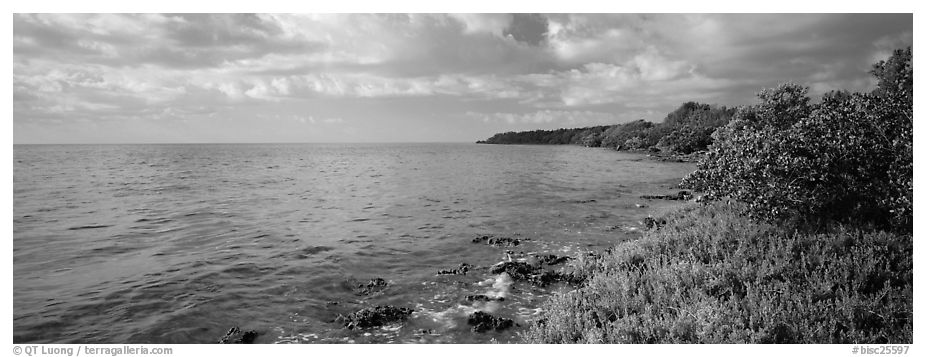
[{"left": 522, "top": 202, "right": 912, "bottom": 343}]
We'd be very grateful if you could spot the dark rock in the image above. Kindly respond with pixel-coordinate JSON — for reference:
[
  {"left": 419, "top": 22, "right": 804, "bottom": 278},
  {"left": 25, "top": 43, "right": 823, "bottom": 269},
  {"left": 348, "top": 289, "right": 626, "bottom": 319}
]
[
  {"left": 489, "top": 261, "right": 540, "bottom": 281},
  {"left": 487, "top": 237, "right": 521, "bottom": 247},
  {"left": 341, "top": 305, "right": 414, "bottom": 329},
  {"left": 534, "top": 254, "right": 570, "bottom": 266},
  {"left": 218, "top": 326, "right": 258, "bottom": 344},
  {"left": 640, "top": 190, "right": 692, "bottom": 201},
  {"left": 530, "top": 271, "right": 586, "bottom": 287},
  {"left": 505, "top": 250, "right": 528, "bottom": 259},
  {"left": 643, "top": 217, "right": 667, "bottom": 230},
  {"left": 465, "top": 294, "right": 505, "bottom": 302},
  {"left": 472, "top": 234, "right": 521, "bottom": 247},
  {"left": 467, "top": 311, "right": 514, "bottom": 333},
  {"left": 353, "top": 278, "right": 388, "bottom": 296},
  {"left": 437, "top": 263, "right": 472, "bottom": 276},
  {"left": 472, "top": 235, "right": 492, "bottom": 243}
]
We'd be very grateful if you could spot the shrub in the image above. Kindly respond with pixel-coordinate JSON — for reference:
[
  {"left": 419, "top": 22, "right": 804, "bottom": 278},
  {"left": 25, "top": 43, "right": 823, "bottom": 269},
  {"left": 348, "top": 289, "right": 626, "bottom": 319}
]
[
  {"left": 522, "top": 203, "right": 913, "bottom": 343},
  {"left": 656, "top": 102, "right": 736, "bottom": 154},
  {"left": 682, "top": 48, "right": 912, "bottom": 232},
  {"left": 600, "top": 120, "right": 655, "bottom": 149}
]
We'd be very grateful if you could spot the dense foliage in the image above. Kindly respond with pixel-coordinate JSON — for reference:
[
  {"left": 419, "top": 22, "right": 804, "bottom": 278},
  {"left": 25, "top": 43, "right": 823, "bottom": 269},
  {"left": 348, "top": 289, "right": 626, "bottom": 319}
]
[
  {"left": 523, "top": 47, "right": 912, "bottom": 345},
  {"left": 477, "top": 103, "right": 735, "bottom": 154},
  {"left": 652, "top": 102, "right": 737, "bottom": 154},
  {"left": 522, "top": 203, "right": 913, "bottom": 343},
  {"left": 682, "top": 47, "right": 912, "bottom": 232},
  {"left": 476, "top": 125, "right": 612, "bottom": 146}
]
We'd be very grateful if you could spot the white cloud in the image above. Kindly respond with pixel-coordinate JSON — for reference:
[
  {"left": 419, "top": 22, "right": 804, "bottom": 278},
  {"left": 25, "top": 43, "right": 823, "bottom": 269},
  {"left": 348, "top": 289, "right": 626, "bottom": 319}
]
[
  {"left": 12, "top": 13, "right": 913, "bottom": 143},
  {"left": 448, "top": 14, "right": 511, "bottom": 36}
]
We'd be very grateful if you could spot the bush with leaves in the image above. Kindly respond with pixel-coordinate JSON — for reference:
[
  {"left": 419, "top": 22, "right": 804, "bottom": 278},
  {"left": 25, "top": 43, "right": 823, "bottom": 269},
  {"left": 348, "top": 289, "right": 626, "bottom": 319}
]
[
  {"left": 599, "top": 120, "right": 655, "bottom": 149},
  {"left": 682, "top": 47, "right": 912, "bottom": 232},
  {"left": 655, "top": 102, "right": 736, "bottom": 154},
  {"left": 522, "top": 202, "right": 912, "bottom": 343}
]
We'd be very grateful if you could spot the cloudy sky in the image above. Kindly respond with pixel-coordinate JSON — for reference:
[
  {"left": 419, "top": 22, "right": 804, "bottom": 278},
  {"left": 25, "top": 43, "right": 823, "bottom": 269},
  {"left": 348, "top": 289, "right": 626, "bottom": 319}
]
[{"left": 13, "top": 13, "right": 912, "bottom": 144}]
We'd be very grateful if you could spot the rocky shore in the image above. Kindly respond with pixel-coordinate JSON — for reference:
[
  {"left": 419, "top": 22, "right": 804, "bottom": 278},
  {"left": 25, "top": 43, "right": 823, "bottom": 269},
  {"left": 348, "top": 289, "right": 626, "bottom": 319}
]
[{"left": 220, "top": 189, "right": 696, "bottom": 343}]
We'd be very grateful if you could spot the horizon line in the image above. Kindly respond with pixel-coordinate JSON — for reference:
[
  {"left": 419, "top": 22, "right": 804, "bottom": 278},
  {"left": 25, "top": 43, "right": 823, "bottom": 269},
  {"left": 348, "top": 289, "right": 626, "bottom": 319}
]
[{"left": 12, "top": 140, "right": 483, "bottom": 146}]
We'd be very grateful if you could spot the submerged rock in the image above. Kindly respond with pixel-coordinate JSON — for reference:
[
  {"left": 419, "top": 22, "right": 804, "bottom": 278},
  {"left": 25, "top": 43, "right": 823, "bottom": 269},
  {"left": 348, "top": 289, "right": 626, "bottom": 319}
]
[
  {"left": 341, "top": 305, "right": 414, "bottom": 329},
  {"left": 472, "top": 235, "right": 521, "bottom": 247},
  {"left": 489, "top": 261, "right": 540, "bottom": 281},
  {"left": 472, "top": 235, "right": 492, "bottom": 243},
  {"left": 640, "top": 190, "right": 692, "bottom": 201},
  {"left": 465, "top": 294, "right": 505, "bottom": 302},
  {"left": 218, "top": 326, "right": 258, "bottom": 344},
  {"left": 467, "top": 311, "right": 514, "bottom": 333},
  {"left": 534, "top": 254, "right": 570, "bottom": 266},
  {"left": 353, "top": 278, "right": 388, "bottom": 296},
  {"left": 437, "top": 263, "right": 472, "bottom": 276}
]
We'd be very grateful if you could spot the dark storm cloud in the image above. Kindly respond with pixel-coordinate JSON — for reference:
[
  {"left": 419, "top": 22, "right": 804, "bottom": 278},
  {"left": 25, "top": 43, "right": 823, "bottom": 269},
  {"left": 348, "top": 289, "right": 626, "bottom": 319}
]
[
  {"left": 504, "top": 14, "right": 549, "bottom": 46},
  {"left": 694, "top": 14, "right": 912, "bottom": 80}
]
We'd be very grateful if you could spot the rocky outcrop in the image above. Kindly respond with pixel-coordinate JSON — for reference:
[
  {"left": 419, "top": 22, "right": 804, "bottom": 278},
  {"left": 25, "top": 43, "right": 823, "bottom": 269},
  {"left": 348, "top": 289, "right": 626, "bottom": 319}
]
[
  {"left": 218, "top": 326, "right": 258, "bottom": 344},
  {"left": 340, "top": 305, "right": 414, "bottom": 330},
  {"left": 353, "top": 278, "right": 388, "bottom": 296},
  {"left": 534, "top": 254, "right": 570, "bottom": 266},
  {"left": 437, "top": 263, "right": 472, "bottom": 275},
  {"left": 489, "top": 261, "right": 540, "bottom": 281},
  {"left": 467, "top": 311, "right": 514, "bottom": 333},
  {"left": 489, "top": 261, "right": 583, "bottom": 287},
  {"left": 472, "top": 235, "right": 522, "bottom": 247}
]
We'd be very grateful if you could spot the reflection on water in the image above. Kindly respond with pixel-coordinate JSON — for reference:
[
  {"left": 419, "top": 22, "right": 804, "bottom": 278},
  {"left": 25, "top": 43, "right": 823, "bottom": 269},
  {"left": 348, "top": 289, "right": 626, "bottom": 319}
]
[{"left": 14, "top": 143, "right": 693, "bottom": 343}]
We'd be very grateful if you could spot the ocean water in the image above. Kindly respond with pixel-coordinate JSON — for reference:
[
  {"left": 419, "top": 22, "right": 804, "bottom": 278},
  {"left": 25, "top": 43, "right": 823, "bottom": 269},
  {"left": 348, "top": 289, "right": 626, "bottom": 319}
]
[{"left": 13, "top": 143, "right": 695, "bottom": 344}]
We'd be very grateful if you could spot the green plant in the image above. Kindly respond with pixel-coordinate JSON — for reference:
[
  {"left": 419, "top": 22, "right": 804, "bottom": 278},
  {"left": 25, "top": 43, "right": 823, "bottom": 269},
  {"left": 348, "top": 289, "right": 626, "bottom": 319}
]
[
  {"left": 522, "top": 203, "right": 912, "bottom": 343},
  {"left": 682, "top": 48, "right": 912, "bottom": 232}
]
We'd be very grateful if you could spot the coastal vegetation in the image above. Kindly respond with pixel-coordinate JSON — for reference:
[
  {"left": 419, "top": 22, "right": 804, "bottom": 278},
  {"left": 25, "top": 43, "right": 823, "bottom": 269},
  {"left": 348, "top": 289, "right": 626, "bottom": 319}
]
[
  {"left": 520, "top": 47, "right": 913, "bottom": 343},
  {"left": 477, "top": 102, "right": 736, "bottom": 155},
  {"left": 522, "top": 202, "right": 912, "bottom": 343}
]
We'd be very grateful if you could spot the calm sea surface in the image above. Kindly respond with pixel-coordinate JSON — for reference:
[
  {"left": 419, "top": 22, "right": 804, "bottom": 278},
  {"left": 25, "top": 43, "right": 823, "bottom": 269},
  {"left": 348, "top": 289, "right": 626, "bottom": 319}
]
[{"left": 13, "top": 143, "right": 694, "bottom": 343}]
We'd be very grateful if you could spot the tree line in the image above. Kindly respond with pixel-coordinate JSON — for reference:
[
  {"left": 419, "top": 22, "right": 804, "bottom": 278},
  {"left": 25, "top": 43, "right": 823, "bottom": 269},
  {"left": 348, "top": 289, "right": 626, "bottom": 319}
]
[
  {"left": 476, "top": 102, "right": 737, "bottom": 155},
  {"left": 480, "top": 46, "right": 912, "bottom": 232}
]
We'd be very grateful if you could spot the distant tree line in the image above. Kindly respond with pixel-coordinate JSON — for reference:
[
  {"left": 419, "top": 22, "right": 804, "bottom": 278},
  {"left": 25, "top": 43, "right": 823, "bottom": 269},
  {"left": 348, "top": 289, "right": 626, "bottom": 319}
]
[
  {"left": 476, "top": 102, "right": 737, "bottom": 155},
  {"left": 476, "top": 125, "right": 613, "bottom": 146},
  {"left": 479, "top": 46, "right": 912, "bottom": 232}
]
